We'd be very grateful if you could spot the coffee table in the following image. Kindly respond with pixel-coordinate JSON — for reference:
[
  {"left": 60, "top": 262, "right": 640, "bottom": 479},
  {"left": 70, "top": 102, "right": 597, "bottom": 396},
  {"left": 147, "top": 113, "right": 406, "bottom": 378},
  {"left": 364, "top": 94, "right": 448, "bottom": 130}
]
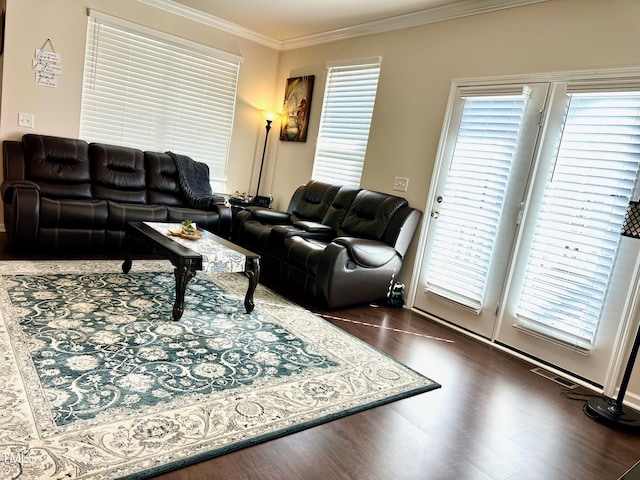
[{"left": 122, "top": 221, "right": 260, "bottom": 320}]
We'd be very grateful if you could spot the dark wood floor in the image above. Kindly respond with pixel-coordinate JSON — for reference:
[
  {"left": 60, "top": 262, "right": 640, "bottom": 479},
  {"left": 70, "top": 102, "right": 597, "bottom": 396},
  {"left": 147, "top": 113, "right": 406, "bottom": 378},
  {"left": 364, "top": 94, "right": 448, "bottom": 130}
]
[{"left": 2, "top": 237, "right": 639, "bottom": 479}]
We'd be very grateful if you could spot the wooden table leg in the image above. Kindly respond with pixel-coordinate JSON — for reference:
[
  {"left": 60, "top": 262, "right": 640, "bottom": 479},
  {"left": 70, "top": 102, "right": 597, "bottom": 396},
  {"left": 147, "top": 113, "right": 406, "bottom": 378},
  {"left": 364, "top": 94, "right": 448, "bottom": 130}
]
[
  {"left": 172, "top": 258, "right": 197, "bottom": 321},
  {"left": 243, "top": 257, "right": 260, "bottom": 313},
  {"left": 122, "top": 249, "right": 133, "bottom": 274}
]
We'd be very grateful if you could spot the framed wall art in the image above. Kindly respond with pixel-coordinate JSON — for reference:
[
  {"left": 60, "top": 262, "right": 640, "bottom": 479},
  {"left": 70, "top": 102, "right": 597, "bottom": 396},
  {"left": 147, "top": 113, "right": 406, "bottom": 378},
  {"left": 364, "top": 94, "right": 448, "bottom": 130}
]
[{"left": 280, "top": 75, "right": 314, "bottom": 142}]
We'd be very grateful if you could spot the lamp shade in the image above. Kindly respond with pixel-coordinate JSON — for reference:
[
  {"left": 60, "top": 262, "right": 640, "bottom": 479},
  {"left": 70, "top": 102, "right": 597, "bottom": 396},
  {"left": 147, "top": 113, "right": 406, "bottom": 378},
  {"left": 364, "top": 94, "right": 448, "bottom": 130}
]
[
  {"left": 622, "top": 201, "right": 640, "bottom": 239},
  {"left": 261, "top": 110, "right": 279, "bottom": 122}
]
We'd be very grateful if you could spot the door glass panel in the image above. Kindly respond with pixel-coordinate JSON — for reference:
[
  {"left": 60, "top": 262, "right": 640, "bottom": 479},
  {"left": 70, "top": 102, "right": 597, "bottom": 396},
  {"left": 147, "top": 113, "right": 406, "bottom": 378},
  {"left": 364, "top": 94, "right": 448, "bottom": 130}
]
[
  {"left": 516, "top": 92, "right": 640, "bottom": 349},
  {"left": 425, "top": 90, "right": 530, "bottom": 311}
]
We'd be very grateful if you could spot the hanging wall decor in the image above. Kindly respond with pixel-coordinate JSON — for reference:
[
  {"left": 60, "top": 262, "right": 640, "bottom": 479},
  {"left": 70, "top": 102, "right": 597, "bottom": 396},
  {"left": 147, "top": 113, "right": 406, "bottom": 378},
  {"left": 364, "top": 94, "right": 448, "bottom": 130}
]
[
  {"left": 280, "top": 75, "right": 314, "bottom": 142},
  {"left": 33, "top": 39, "right": 63, "bottom": 87}
]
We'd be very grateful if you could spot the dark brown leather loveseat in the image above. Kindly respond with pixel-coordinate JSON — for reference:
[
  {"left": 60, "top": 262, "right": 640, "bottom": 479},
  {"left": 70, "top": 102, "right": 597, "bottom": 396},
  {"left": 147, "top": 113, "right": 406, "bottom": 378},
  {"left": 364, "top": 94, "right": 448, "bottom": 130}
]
[
  {"left": 1, "top": 134, "right": 231, "bottom": 251},
  {"left": 232, "top": 180, "right": 421, "bottom": 309}
]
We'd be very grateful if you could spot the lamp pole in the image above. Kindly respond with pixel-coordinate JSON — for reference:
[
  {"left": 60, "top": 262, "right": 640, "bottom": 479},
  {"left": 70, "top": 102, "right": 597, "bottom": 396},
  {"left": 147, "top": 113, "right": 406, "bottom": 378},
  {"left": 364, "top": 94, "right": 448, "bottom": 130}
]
[
  {"left": 255, "top": 118, "right": 272, "bottom": 198},
  {"left": 584, "top": 200, "right": 640, "bottom": 431}
]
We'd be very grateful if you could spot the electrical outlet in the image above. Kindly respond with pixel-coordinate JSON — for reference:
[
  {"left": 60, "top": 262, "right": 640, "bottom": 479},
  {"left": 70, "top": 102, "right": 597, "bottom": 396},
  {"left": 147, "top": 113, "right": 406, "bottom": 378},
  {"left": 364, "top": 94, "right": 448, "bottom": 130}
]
[
  {"left": 18, "top": 113, "right": 35, "bottom": 128},
  {"left": 393, "top": 176, "right": 409, "bottom": 192}
]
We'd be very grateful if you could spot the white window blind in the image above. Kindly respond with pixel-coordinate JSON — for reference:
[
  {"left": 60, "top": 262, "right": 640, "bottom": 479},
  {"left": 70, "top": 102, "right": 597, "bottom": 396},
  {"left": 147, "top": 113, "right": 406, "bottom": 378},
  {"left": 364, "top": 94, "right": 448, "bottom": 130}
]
[
  {"left": 516, "top": 91, "right": 640, "bottom": 349},
  {"left": 425, "top": 92, "right": 528, "bottom": 311},
  {"left": 80, "top": 11, "right": 241, "bottom": 192},
  {"left": 311, "top": 58, "right": 381, "bottom": 187}
]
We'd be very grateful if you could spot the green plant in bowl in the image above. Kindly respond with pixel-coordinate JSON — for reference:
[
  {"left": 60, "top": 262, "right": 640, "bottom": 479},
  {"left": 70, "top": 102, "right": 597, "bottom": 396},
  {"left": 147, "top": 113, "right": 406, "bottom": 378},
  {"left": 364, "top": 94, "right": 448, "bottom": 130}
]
[{"left": 181, "top": 220, "right": 196, "bottom": 233}]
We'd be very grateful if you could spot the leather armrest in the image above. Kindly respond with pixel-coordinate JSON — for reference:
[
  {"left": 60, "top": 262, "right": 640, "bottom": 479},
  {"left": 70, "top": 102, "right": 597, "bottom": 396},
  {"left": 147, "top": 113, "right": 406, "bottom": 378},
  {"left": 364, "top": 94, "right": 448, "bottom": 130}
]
[
  {"left": 270, "top": 222, "right": 337, "bottom": 248},
  {"left": 1, "top": 180, "right": 40, "bottom": 203},
  {"left": 252, "top": 209, "right": 292, "bottom": 225},
  {"left": 292, "top": 220, "right": 335, "bottom": 234},
  {"left": 333, "top": 237, "right": 397, "bottom": 268},
  {"left": 216, "top": 203, "right": 232, "bottom": 238},
  {"left": 1, "top": 183, "right": 40, "bottom": 247}
]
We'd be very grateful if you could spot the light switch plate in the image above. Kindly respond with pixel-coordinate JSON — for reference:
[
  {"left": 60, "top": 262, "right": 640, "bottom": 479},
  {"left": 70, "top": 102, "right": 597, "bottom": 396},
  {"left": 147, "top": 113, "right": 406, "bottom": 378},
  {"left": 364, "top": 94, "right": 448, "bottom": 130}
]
[{"left": 393, "top": 176, "right": 409, "bottom": 192}]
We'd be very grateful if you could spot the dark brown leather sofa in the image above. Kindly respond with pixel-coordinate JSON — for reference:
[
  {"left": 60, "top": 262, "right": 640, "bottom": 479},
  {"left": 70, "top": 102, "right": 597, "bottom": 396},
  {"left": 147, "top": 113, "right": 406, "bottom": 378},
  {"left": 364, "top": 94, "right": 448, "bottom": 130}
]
[
  {"left": 232, "top": 180, "right": 422, "bottom": 309},
  {"left": 1, "top": 134, "right": 231, "bottom": 251}
]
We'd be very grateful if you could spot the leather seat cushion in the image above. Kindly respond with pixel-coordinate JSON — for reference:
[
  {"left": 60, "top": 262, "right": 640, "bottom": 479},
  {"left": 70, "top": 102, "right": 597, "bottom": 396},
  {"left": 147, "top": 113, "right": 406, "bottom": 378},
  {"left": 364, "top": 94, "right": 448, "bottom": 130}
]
[{"left": 166, "top": 206, "right": 219, "bottom": 231}]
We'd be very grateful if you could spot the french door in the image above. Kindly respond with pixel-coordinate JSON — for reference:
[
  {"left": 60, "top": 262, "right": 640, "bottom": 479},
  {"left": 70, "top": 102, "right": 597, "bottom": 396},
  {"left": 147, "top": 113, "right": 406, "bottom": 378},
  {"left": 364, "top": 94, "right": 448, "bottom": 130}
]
[{"left": 414, "top": 78, "right": 640, "bottom": 385}]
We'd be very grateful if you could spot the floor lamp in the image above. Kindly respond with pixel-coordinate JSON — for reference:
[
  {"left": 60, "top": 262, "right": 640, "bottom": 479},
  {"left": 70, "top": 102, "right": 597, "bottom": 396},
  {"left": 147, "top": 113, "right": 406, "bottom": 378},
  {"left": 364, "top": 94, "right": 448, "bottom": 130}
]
[
  {"left": 255, "top": 111, "right": 278, "bottom": 202},
  {"left": 584, "top": 200, "right": 640, "bottom": 431}
]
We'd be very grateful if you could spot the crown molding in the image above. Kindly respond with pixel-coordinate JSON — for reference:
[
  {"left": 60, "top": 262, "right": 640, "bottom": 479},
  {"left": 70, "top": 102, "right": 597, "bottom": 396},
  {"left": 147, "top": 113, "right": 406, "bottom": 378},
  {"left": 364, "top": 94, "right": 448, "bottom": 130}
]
[
  {"left": 280, "top": 0, "right": 550, "bottom": 50},
  {"left": 135, "top": 0, "right": 282, "bottom": 50},
  {"left": 138, "top": 0, "right": 550, "bottom": 52}
]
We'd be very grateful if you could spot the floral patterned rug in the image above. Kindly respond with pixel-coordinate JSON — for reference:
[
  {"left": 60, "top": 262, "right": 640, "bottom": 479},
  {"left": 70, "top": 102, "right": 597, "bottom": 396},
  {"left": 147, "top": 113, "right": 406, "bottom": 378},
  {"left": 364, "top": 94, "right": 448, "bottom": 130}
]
[{"left": 0, "top": 260, "right": 439, "bottom": 479}]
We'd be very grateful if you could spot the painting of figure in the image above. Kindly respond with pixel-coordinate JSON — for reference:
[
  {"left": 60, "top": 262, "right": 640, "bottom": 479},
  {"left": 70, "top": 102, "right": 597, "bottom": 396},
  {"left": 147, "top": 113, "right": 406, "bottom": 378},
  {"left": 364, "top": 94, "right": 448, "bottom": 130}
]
[{"left": 280, "top": 75, "right": 314, "bottom": 142}]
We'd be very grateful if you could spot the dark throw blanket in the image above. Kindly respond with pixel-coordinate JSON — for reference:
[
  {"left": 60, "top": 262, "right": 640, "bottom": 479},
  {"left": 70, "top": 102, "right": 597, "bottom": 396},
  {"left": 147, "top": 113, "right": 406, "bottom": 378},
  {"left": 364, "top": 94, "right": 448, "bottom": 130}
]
[{"left": 168, "top": 152, "right": 224, "bottom": 210}]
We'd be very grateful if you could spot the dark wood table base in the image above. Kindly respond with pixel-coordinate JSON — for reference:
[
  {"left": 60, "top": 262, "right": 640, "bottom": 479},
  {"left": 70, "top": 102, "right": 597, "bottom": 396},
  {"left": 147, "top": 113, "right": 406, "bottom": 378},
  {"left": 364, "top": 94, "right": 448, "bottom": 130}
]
[{"left": 122, "top": 222, "right": 260, "bottom": 321}]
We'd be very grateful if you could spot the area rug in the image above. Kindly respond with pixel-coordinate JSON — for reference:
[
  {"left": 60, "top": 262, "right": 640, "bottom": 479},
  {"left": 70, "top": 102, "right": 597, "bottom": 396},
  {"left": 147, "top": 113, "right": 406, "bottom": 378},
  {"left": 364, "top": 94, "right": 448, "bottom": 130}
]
[{"left": 0, "top": 260, "right": 440, "bottom": 479}]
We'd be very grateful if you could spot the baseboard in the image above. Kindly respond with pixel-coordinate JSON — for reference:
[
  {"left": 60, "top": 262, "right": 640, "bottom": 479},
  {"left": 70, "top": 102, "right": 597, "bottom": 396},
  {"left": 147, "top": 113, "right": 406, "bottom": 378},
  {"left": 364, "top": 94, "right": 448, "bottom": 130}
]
[{"left": 410, "top": 306, "right": 640, "bottom": 412}]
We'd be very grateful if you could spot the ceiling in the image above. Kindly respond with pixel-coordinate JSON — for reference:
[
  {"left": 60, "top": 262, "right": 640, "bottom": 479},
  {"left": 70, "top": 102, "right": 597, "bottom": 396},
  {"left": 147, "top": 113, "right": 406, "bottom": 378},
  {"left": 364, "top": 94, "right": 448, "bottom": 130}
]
[{"left": 147, "top": 0, "right": 550, "bottom": 49}]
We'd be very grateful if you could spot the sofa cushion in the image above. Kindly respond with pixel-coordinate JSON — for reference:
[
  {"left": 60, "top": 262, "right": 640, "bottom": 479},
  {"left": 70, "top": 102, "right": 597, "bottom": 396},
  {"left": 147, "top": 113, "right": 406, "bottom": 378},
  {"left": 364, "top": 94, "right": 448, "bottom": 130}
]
[
  {"left": 145, "top": 152, "right": 185, "bottom": 206},
  {"left": 238, "top": 220, "right": 275, "bottom": 252},
  {"left": 291, "top": 180, "right": 340, "bottom": 222},
  {"left": 22, "top": 134, "right": 92, "bottom": 199},
  {"left": 39, "top": 198, "right": 108, "bottom": 229},
  {"left": 322, "top": 185, "right": 360, "bottom": 230},
  {"left": 341, "top": 191, "right": 408, "bottom": 240},
  {"left": 90, "top": 143, "right": 147, "bottom": 203},
  {"left": 283, "top": 236, "right": 325, "bottom": 275},
  {"left": 106, "top": 202, "right": 168, "bottom": 230},
  {"left": 166, "top": 206, "right": 219, "bottom": 232}
]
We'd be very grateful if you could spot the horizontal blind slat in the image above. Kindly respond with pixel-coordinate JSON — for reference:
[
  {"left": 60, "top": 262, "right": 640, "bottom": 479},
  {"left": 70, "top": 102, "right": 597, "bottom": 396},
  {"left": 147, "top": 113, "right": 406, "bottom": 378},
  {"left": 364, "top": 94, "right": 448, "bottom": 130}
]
[{"left": 80, "top": 15, "right": 240, "bottom": 188}]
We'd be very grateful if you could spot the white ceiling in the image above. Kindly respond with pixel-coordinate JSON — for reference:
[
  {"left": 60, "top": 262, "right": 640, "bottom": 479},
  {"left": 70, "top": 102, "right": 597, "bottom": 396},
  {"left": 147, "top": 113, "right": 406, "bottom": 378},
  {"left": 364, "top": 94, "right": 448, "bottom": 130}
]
[{"left": 145, "top": 0, "right": 550, "bottom": 49}]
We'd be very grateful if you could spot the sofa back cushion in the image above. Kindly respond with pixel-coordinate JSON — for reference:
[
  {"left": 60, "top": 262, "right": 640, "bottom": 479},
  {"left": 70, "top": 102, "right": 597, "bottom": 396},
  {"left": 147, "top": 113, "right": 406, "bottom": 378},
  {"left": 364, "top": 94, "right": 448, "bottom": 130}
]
[
  {"left": 90, "top": 143, "right": 147, "bottom": 203},
  {"left": 322, "top": 185, "right": 360, "bottom": 229},
  {"left": 341, "top": 190, "right": 408, "bottom": 241},
  {"left": 290, "top": 180, "right": 340, "bottom": 223},
  {"left": 22, "top": 134, "right": 92, "bottom": 199},
  {"left": 144, "top": 152, "right": 185, "bottom": 206}
]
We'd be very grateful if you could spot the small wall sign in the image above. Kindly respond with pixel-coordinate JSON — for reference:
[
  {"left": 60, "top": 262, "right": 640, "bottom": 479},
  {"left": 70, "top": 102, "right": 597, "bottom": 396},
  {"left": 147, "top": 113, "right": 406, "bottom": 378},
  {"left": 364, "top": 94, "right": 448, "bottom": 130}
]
[{"left": 33, "top": 39, "right": 62, "bottom": 88}]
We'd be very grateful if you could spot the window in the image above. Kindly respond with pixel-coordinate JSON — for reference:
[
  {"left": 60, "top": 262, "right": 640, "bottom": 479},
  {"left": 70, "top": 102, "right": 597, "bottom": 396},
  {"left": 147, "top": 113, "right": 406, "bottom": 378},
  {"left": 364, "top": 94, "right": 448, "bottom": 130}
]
[
  {"left": 80, "top": 10, "right": 241, "bottom": 192},
  {"left": 311, "top": 58, "right": 382, "bottom": 187}
]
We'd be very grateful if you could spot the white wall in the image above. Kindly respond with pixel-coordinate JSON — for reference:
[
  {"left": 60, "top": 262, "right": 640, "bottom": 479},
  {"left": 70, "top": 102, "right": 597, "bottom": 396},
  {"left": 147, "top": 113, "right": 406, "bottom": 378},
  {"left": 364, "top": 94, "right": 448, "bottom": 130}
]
[{"left": 0, "top": 0, "right": 280, "bottom": 196}]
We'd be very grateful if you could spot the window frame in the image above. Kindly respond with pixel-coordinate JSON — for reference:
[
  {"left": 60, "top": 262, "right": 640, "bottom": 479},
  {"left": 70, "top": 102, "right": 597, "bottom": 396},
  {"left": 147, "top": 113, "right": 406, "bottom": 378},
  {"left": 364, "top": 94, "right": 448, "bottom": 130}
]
[{"left": 79, "top": 10, "right": 241, "bottom": 193}]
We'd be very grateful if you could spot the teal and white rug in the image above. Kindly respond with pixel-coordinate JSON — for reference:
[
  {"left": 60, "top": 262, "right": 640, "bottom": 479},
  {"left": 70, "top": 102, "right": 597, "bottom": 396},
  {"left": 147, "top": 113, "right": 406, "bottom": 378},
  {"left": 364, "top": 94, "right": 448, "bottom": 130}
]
[{"left": 0, "top": 260, "right": 440, "bottom": 479}]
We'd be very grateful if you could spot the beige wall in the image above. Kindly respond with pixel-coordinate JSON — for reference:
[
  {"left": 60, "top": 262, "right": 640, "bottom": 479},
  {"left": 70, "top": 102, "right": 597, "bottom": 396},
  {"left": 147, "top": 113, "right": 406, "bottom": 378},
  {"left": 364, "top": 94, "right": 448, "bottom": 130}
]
[
  {"left": 271, "top": 0, "right": 640, "bottom": 399},
  {"left": 2, "top": 0, "right": 640, "bottom": 399},
  {"left": 272, "top": 0, "right": 640, "bottom": 311},
  {"left": 0, "top": 0, "right": 280, "bottom": 196}
]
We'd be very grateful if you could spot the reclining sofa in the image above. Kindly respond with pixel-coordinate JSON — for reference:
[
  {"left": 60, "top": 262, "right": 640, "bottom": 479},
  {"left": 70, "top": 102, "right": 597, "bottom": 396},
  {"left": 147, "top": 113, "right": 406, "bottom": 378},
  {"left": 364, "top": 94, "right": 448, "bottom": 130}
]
[
  {"left": 232, "top": 180, "right": 422, "bottom": 309},
  {"left": 1, "top": 134, "right": 231, "bottom": 251}
]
